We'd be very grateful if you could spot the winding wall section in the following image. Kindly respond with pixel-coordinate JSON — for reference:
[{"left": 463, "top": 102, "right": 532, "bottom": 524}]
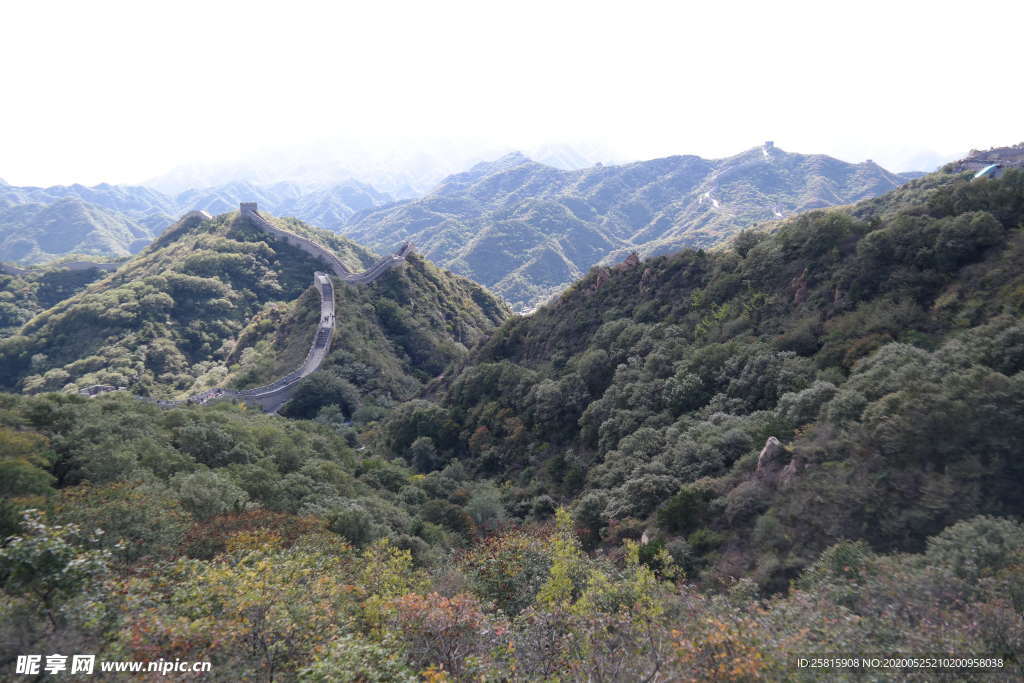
[{"left": 82, "top": 204, "right": 412, "bottom": 413}]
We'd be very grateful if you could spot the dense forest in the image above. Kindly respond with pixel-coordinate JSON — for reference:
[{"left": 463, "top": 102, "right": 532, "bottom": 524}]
[
  {"left": 414, "top": 167, "right": 1024, "bottom": 590},
  {"left": 1, "top": 168, "right": 1022, "bottom": 680},
  {"left": 0, "top": 266, "right": 110, "bottom": 339}
]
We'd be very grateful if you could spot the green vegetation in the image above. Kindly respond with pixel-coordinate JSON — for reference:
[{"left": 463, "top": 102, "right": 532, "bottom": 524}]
[
  {"left": 1, "top": 168, "right": 1022, "bottom": 679},
  {"left": 0, "top": 199, "right": 155, "bottom": 264},
  {"left": 0, "top": 178, "right": 393, "bottom": 266},
  {"left": 346, "top": 146, "right": 914, "bottom": 310},
  {"left": 0, "top": 266, "right": 110, "bottom": 339},
  {"left": 298, "top": 167, "right": 1022, "bottom": 673},
  {"left": 0, "top": 211, "right": 506, "bottom": 400},
  {"left": 228, "top": 251, "right": 508, "bottom": 419},
  {"left": 419, "top": 167, "right": 1024, "bottom": 591},
  {"left": 1, "top": 404, "right": 1019, "bottom": 680}
]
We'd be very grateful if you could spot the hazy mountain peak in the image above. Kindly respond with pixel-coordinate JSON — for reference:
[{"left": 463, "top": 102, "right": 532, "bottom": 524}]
[
  {"left": 468, "top": 151, "right": 537, "bottom": 174},
  {"left": 345, "top": 144, "right": 919, "bottom": 311},
  {"left": 497, "top": 150, "right": 533, "bottom": 164},
  {"left": 949, "top": 142, "right": 1024, "bottom": 173}
]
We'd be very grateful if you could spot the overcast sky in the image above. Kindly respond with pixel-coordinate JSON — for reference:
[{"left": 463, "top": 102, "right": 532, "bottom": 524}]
[{"left": 2, "top": 0, "right": 1020, "bottom": 186}]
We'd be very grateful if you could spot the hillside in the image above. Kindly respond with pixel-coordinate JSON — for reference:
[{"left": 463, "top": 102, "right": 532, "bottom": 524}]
[
  {"left": 0, "top": 209, "right": 508, "bottom": 400},
  {"left": 382, "top": 165, "right": 1024, "bottom": 588},
  {"left": 0, "top": 181, "right": 176, "bottom": 223},
  {"left": 0, "top": 199, "right": 154, "bottom": 263},
  {"left": 0, "top": 263, "right": 112, "bottom": 338},
  {"left": 343, "top": 144, "right": 916, "bottom": 310},
  {"left": 2, "top": 166, "right": 1021, "bottom": 681}
]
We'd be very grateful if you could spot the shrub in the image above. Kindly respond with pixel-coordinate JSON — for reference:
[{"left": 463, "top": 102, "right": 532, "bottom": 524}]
[
  {"left": 327, "top": 502, "right": 379, "bottom": 547},
  {"left": 926, "top": 516, "right": 1024, "bottom": 581},
  {"left": 459, "top": 528, "right": 552, "bottom": 616},
  {"left": 657, "top": 485, "right": 711, "bottom": 535},
  {"left": 388, "top": 592, "right": 504, "bottom": 678},
  {"left": 687, "top": 528, "right": 725, "bottom": 554},
  {"left": 299, "top": 634, "right": 415, "bottom": 682},
  {"left": 171, "top": 470, "right": 249, "bottom": 521},
  {"left": 0, "top": 510, "right": 109, "bottom": 628},
  {"left": 52, "top": 482, "right": 190, "bottom": 562}
]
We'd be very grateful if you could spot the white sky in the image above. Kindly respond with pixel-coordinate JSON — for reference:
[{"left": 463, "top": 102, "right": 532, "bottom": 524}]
[{"left": 1, "top": 0, "right": 1021, "bottom": 186}]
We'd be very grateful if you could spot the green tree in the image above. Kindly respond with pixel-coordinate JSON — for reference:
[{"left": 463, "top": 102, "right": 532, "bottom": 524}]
[{"left": 0, "top": 510, "right": 109, "bottom": 629}]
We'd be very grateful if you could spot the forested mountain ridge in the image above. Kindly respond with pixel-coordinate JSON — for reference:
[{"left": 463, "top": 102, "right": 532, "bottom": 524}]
[
  {"left": 0, "top": 179, "right": 394, "bottom": 265},
  {"left": 0, "top": 209, "right": 508, "bottom": 402},
  {"left": 344, "top": 144, "right": 916, "bottom": 310},
  {"left": 0, "top": 199, "right": 154, "bottom": 264},
  {"left": 389, "top": 166, "right": 1024, "bottom": 588},
  {"left": 0, "top": 181, "right": 176, "bottom": 223}
]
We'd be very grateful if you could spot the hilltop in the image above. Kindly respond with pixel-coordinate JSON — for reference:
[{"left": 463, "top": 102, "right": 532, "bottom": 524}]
[
  {"left": 948, "top": 141, "right": 1024, "bottom": 173},
  {"left": 344, "top": 143, "right": 917, "bottom": 310},
  {"left": 0, "top": 209, "right": 508, "bottom": 400}
]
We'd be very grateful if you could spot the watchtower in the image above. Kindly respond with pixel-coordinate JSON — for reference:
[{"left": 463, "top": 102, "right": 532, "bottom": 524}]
[{"left": 240, "top": 202, "right": 258, "bottom": 215}]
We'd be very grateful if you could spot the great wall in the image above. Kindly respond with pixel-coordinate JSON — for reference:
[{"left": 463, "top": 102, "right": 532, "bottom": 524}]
[{"left": 81, "top": 204, "right": 413, "bottom": 413}]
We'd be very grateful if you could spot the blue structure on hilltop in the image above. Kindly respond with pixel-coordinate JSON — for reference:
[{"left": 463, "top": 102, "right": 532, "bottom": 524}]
[{"left": 973, "top": 164, "right": 1003, "bottom": 180}]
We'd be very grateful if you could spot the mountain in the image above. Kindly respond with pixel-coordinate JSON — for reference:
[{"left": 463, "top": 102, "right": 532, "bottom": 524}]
[
  {"left": 0, "top": 208, "right": 508, "bottom": 399},
  {"left": 0, "top": 199, "right": 154, "bottom": 263},
  {"left": 0, "top": 180, "right": 176, "bottom": 217},
  {"left": 0, "top": 182, "right": 177, "bottom": 262},
  {"left": 400, "top": 164, "right": 1024, "bottom": 587},
  {"left": 1, "top": 165, "right": 1022, "bottom": 681},
  {"left": 947, "top": 141, "right": 1024, "bottom": 173},
  {"left": 343, "top": 143, "right": 918, "bottom": 311},
  {"left": 175, "top": 180, "right": 393, "bottom": 231},
  {"left": 0, "top": 179, "right": 395, "bottom": 265}
]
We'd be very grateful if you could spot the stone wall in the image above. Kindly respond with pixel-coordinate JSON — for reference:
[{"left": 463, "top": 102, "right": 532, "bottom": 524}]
[
  {"left": 951, "top": 143, "right": 1024, "bottom": 172},
  {"left": 240, "top": 202, "right": 412, "bottom": 282},
  {"left": 84, "top": 205, "right": 413, "bottom": 413}
]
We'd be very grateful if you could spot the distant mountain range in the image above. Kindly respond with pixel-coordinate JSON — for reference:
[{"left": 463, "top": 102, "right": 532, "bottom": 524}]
[
  {"left": 0, "top": 199, "right": 154, "bottom": 263},
  {"left": 145, "top": 140, "right": 611, "bottom": 198},
  {"left": 0, "top": 179, "right": 394, "bottom": 264},
  {"left": 2, "top": 143, "right": 927, "bottom": 308},
  {"left": 0, "top": 141, "right": 616, "bottom": 268},
  {"left": 343, "top": 143, "right": 924, "bottom": 310}
]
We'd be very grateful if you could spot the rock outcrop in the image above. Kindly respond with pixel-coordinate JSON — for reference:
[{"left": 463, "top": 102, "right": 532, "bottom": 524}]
[{"left": 755, "top": 436, "right": 786, "bottom": 474}]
